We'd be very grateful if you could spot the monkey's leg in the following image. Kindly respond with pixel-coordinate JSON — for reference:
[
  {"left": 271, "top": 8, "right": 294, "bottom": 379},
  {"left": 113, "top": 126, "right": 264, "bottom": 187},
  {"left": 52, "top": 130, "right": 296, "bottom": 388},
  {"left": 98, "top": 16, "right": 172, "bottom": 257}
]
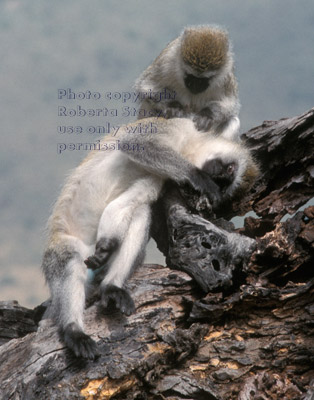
[
  {"left": 85, "top": 197, "right": 134, "bottom": 269},
  {"left": 86, "top": 179, "right": 157, "bottom": 270},
  {"left": 59, "top": 256, "right": 100, "bottom": 359},
  {"left": 42, "top": 241, "right": 99, "bottom": 359},
  {"left": 99, "top": 204, "right": 151, "bottom": 315}
]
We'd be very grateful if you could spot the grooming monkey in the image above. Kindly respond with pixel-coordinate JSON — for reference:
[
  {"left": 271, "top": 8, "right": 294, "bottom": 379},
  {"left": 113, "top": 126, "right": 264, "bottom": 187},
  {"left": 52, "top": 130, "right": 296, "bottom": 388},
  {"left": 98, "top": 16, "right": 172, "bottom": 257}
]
[
  {"left": 135, "top": 25, "right": 240, "bottom": 139},
  {"left": 41, "top": 117, "right": 257, "bottom": 359}
]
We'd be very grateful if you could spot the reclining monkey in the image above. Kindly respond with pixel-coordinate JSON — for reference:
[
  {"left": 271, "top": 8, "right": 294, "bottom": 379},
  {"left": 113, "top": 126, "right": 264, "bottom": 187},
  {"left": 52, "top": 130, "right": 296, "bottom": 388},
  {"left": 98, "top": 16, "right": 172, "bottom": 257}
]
[{"left": 41, "top": 117, "right": 258, "bottom": 359}]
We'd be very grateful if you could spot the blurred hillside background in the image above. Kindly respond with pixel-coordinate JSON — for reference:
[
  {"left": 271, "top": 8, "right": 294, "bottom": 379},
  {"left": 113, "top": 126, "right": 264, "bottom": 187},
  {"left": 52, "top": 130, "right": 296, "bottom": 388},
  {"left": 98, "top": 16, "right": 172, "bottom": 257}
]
[{"left": 1, "top": 0, "right": 313, "bottom": 307}]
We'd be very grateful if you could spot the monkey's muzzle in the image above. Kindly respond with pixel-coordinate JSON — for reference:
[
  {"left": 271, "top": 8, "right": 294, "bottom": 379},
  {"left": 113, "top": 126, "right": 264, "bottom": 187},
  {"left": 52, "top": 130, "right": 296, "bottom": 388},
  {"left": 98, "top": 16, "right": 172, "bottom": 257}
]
[{"left": 184, "top": 74, "right": 210, "bottom": 94}]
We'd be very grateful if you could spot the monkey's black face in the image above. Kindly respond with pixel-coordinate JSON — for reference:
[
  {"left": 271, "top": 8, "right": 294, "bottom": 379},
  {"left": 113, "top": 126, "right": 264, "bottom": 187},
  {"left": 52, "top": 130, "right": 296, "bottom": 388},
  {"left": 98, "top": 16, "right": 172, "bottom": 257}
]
[
  {"left": 184, "top": 74, "right": 210, "bottom": 94},
  {"left": 202, "top": 158, "right": 237, "bottom": 193}
]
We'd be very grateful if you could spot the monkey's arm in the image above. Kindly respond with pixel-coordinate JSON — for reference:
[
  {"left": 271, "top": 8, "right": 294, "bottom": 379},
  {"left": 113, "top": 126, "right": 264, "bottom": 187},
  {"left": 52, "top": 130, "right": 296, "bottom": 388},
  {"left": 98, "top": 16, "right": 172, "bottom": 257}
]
[
  {"left": 118, "top": 130, "right": 222, "bottom": 206},
  {"left": 139, "top": 97, "right": 188, "bottom": 119},
  {"left": 195, "top": 98, "right": 240, "bottom": 137}
]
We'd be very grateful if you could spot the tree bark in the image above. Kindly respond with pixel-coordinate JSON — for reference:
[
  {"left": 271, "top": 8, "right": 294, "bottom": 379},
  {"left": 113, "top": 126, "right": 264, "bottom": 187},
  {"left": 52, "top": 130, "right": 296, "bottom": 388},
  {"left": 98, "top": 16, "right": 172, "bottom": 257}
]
[{"left": 0, "top": 108, "right": 313, "bottom": 400}]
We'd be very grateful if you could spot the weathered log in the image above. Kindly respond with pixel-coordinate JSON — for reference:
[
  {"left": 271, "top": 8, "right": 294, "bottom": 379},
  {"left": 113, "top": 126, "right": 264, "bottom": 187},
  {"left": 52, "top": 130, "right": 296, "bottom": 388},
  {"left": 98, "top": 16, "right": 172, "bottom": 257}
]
[
  {"left": 0, "top": 108, "right": 313, "bottom": 399},
  {"left": 0, "top": 301, "right": 37, "bottom": 347},
  {"left": 150, "top": 180, "right": 257, "bottom": 292},
  {"left": 231, "top": 107, "right": 314, "bottom": 221},
  {"left": 165, "top": 204, "right": 256, "bottom": 292}
]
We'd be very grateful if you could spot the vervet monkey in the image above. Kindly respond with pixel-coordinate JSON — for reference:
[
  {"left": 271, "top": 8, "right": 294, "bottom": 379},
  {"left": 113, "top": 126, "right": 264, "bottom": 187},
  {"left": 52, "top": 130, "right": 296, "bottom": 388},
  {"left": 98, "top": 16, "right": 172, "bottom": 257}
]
[
  {"left": 41, "top": 118, "right": 257, "bottom": 359},
  {"left": 135, "top": 25, "right": 240, "bottom": 139}
]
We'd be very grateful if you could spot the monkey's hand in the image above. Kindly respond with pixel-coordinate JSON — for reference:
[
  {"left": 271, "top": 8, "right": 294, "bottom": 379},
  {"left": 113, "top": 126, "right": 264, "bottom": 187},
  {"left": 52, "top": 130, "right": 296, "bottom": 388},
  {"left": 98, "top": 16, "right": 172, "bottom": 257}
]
[
  {"left": 188, "top": 168, "right": 222, "bottom": 209},
  {"left": 101, "top": 285, "right": 135, "bottom": 316},
  {"left": 162, "top": 100, "right": 187, "bottom": 118},
  {"left": 192, "top": 108, "right": 214, "bottom": 132},
  {"left": 194, "top": 105, "right": 236, "bottom": 133},
  {"left": 195, "top": 195, "right": 212, "bottom": 213},
  {"left": 178, "top": 184, "right": 213, "bottom": 215},
  {"left": 84, "top": 237, "right": 118, "bottom": 270},
  {"left": 145, "top": 98, "right": 187, "bottom": 119}
]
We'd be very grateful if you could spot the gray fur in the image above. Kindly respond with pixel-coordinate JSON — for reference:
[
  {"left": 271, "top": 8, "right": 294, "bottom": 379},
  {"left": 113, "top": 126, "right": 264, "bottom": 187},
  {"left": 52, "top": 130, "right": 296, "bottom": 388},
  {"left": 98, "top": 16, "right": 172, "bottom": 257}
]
[
  {"left": 42, "top": 248, "right": 75, "bottom": 281},
  {"left": 134, "top": 25, "right": 240, "bottom": 140}
]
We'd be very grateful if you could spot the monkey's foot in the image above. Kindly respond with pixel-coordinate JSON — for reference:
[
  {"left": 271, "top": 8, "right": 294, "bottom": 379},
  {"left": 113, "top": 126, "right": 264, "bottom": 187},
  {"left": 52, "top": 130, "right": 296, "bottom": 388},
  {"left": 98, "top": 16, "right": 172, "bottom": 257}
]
[
  {"left": 101, "top": 285, "right": 135, "bottom": 316},
  {"left": 84, "top": 237, "right": 118, "bottom": 270},
  {"left": 63, "top": 322, "right": 100, "bottom": 360}
]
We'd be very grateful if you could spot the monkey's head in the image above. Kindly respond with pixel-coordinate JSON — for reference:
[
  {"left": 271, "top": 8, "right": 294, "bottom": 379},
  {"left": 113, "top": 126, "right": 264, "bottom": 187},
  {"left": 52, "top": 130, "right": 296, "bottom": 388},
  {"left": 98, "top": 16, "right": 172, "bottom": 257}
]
[
  {"left": 185, "top": 133, "right": 259, "bottom": 201},
  {"left": 202, "top": 158, "right": 238, "bottom": 194},
  {"left": 203, "top": 152, "right": 259, "bottom": 200},
  {"left": 180, "top": 26, "right": 230, "bottom": 94},
  {"left": 178, "top": 158, "right": 238, "bottom": 217},
  {"left": 179, "top": 151, "right": 258, "bottom": 218}
]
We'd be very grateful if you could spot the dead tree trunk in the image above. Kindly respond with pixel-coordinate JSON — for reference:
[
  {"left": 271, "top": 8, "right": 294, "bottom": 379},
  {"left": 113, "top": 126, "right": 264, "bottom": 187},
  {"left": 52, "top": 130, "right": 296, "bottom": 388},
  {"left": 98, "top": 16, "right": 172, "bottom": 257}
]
[{"left": 0, "top": 108, "right": 313, "bottom": 400}]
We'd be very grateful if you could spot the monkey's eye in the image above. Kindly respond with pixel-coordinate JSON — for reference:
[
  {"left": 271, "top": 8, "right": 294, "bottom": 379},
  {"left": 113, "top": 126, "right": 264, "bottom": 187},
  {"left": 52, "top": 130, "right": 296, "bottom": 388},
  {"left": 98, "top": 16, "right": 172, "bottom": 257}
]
[{"left": 227, "top": 163, "right": 235, "bottom": 175}]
